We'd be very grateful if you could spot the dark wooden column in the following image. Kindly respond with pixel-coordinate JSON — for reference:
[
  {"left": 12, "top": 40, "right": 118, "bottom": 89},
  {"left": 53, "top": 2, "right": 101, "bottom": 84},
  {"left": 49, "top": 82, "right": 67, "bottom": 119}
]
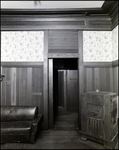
[
  {"left": 78, "top": 30, "right": 84, "bottom": 130},
  {"left": 48, "top": 59, "right": 53, "bottom": 128},
  {"left": 43, "top": 30, "right": 48, "bottom": 129}
]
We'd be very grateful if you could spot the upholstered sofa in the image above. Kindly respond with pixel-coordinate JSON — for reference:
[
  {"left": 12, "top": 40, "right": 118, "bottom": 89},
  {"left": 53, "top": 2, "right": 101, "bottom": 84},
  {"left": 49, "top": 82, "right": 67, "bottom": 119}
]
[{"left": 1, "top": 106, "right": 43, "bottom": 143}]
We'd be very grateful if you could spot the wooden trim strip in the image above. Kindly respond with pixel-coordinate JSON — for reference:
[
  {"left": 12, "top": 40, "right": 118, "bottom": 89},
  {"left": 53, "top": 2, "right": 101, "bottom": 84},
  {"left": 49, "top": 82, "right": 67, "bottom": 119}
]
[
  {"left": 1, "top": 8, "right": 103, "bottom": 15},
  {"left": 48, "top": 59, "right": 53, "bottom": 129},
  {"left": 1, "top": 61, "right": 43, "bottom": 67},
  {"left": 1, "top": 24, "right": 112, "bottom": 31},
  {"left": 112, "top": 60, "right": 119, "bottom": 67},
  {"left": 43, "top": 31, "right": 48, "bottom": 129},
  {"left": 83, "top": 62, "right": 113, "bottom": 68},
  {"left": 1, "top": 61, "right": 118, "bottom": 68},
  {"left": 1, "top": 15, "right": 111, "bottom": 22},
  {"left": 48, "top": 53, "right": 79, "bottom": 58},
  {"left": 78, "top": 30, "right": 84, "bottom": 130}
]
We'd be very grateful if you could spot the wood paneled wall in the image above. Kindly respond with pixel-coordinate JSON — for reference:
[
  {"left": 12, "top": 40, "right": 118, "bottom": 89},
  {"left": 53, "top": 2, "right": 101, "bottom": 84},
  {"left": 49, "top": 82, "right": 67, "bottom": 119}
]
[
  {"left": 1, "top": 62, "right": 43, "bottom": 114},
  {"left": 83, "top": 61, "right": 118, "bottom": 96},
  {"left": 1, "top": 61, "right": 118, "bottom": 128},
  {"left": 113, "top": 66, "right": 118, "bottom": 95},
  {"left": 84, "top": 67, "right": 114, "bottom": 92},
  {"left": 48, "top": 30, "right": 78, "bottom": 53}
]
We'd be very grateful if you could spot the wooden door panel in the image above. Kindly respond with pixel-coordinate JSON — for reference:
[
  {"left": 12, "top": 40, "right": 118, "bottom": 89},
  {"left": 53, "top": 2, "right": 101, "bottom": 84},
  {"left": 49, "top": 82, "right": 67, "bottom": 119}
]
[
  {"left": 58, "top": 70, "right": 67, "bottom": 111},
  {"left": 58, "top": 70, "right": 64, "bottom": 107},
  {"left": 67, "top": 70, "right": 78, "bottom": 112}
]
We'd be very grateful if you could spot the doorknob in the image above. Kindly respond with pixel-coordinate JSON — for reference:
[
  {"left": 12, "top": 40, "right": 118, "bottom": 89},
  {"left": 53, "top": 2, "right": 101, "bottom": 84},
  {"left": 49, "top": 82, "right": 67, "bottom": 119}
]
[{"left": 0, "top": 74, "right": 5, "bottom": 81}]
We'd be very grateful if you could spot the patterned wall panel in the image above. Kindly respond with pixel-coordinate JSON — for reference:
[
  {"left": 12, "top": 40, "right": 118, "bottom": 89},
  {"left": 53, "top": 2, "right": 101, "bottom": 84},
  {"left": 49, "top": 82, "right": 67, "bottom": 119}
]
[
  {"left": 83, "top": 31, "right": 112, "bottom": 62},
  {"left": 112, "top": 25, "right": 118, "bottom": 61},
  {"left": 1, "top": 31, "right": 44, "bottom": 61},
  {"left": 1, "top": 29, "right": 118, "bottom": 62}
]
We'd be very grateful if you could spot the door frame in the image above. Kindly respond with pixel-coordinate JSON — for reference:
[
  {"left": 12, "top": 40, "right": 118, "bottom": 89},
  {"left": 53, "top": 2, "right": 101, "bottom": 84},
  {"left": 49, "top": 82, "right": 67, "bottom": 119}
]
[{"left": 48, "top": 30, "right": 84, "bottom": 129}]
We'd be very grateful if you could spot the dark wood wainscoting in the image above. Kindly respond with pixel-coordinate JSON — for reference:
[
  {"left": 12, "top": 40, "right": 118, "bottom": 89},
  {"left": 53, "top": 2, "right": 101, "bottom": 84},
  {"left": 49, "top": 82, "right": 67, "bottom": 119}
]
[
  {"left": 83, "top": 61, "right": 118, "bottom": 95},
  {"left": 1, "top": 62, "right": 43, "bottom": 115},
  {"left": 84, "top": 67, "right": 114, "bottom": 92},
  {"left": 113, "top": 60, "right": 118, "bottom": 95}
]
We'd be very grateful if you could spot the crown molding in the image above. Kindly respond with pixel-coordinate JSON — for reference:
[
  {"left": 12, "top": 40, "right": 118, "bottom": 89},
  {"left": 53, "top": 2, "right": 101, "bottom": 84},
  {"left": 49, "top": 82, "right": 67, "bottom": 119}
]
[
  {"left": 1, "top": 1, "right": 118, "bottom": 30},
  {"left": 102, "top": 1, "right": 118, "bottom": 29},
  {"left": 1, "top": 8, "right": 104, "bottom": 15}
]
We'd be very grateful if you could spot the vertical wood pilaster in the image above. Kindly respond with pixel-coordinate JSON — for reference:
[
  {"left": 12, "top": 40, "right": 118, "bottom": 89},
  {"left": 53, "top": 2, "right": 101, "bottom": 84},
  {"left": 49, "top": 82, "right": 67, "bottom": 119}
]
[
  {"left": 48, "top": 59, "right": 53, "bottom": 128},
  {"left": 78, "top": 30, "right": 84, "bottom": 130},
  {"left": 43, "top": 30, "right": 49, "bottom": 129}
]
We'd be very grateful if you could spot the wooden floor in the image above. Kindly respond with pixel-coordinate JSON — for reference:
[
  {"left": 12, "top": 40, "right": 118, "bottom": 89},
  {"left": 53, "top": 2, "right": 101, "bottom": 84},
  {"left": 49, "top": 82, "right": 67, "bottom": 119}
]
[{"left": 1, "top": 110, "right": 118, "bottom": 149}]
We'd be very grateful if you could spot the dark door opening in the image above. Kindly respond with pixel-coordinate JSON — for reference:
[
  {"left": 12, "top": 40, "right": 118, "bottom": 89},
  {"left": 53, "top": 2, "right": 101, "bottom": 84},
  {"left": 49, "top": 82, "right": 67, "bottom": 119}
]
[{"left": 53, "top": 58, "right": 78, "bottom": 127}]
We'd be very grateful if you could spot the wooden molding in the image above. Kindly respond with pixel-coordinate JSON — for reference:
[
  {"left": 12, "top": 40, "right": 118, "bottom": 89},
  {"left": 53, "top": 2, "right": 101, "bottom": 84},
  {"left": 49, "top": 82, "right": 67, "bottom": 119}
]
[
  {"left": 43, "top": 31, "right": 48, "bottom": 129},
  {"left": 1, "top": 8, "right": 103, "bottom": 15},
  {"left": 84, "top": 60, "right": 119, "bottom": 68},
  {"left": 102, "top": 1, "right": 118, "bottom": 30},
  {"left": 48, "top": 59, "right": 53, "bottom": 129},
  {"left": 1, "top": 8, "right": 112, "bottom": 31},
  {"left": 48, "top": 53, "right": 79, "bottom": 58},
  {"left": 1, "top": 61, "right": 117, "bottom": 68},
  {"left": 1, "top": 16, "right": 111, "bottom": 31},
  {"left": 78, "top": 31, "right": 83, "bottom": 130},
  {"left": 83, "top": 62, "right": 113, "bottom": 68},
  {"left": 1, "top": 61, "right": 43, "bottom": 67},
  {"left": 112, "top": 60, "right": 119, "bottom": 67},
  {"left": 1, "top": 1, "right": 118, "bottom": 30}
]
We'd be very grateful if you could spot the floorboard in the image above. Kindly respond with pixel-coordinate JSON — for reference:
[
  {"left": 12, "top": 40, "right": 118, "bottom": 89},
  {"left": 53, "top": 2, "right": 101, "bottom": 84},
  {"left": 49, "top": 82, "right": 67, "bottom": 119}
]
[{"left": 1, "top": 110, "right": 118, "bottom": 149}]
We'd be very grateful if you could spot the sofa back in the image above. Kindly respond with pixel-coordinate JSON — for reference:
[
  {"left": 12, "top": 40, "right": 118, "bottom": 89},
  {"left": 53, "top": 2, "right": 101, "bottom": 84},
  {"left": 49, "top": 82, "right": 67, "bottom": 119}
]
[{"left": 1, "top": 106, "right": 38, "bottom": 121}]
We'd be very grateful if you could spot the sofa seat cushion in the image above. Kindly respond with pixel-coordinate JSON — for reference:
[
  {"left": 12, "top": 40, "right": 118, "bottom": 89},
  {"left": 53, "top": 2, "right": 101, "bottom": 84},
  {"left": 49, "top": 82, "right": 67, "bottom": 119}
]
[{"left": 1, "top": 122, "right": 31, "bottom": 135}]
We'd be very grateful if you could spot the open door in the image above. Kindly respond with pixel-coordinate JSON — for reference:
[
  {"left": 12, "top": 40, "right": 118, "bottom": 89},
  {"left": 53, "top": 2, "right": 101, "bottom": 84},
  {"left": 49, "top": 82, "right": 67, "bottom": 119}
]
[{"left": 48, "top": 58, "right": 78, "bottom": 129}]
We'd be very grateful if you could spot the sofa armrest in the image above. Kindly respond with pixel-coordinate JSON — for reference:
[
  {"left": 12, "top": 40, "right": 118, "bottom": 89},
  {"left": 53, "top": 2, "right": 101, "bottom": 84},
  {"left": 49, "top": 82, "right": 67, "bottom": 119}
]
[
  {"left": 30, "top": 114, "right": 43, "bottom": 142},
  {"left": 32, "top": 114, "right": 43, "bottom": 126}
]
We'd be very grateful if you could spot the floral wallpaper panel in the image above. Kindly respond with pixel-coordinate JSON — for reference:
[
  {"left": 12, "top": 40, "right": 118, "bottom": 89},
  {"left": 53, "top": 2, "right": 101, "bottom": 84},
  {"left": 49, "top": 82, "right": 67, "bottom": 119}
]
[
  {"left": 1, "top": 29, "right": 118, "bottom": 62},
  {"left": 1, "top": 31, "right": 44, "bottom": 61},
  {"left": 83, "top": 31, "right": 112, "bottom": 62},
  {"left": 112, "top": 25, "right": 118, "bottom": 61}
]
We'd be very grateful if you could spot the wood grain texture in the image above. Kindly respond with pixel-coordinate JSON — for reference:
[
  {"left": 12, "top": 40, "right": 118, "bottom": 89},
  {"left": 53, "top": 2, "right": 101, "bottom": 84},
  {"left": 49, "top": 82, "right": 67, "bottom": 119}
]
[
  {"left": 48, "top": 30, "right": 78, "bottom": 53},
  {"left": 1, "top": 64, "right": 43, "bottom": 117},
  {"left": 84, "top": 67, "right": 114, "bottom": 93},
  {"left": 1, "top": 62, "right": 43, "bottom": 67},
  {"left": 78, "top": 30, "right": 83, "bottom": 130},
  {"left": 85, "top": 68, "right": 93, "bottom": 92},
  {"left": 48, "top": 59, "right": 53, "bottom": 128},
  {"left": 1, "top": 11, "right": 112, "bottom": 30},
  {"left": 4, "top": 68, "right": 11, "bottom": 105},
  {"left": 58, "top": 70, "right": 64, "bottom": 107},
  {"left": 48, "top": 53, "right": 78, "bottom": 58},
  {"left": 11, "top": 68, "right": 16, "bottom": 105},
  {"left": 43, "top": 31, "right": 49, "bottom": 129},
  {"left": 67, "top": 70, "right": 78, "bottom": 112},
  {"left": 102, "top": 1, "right": 118, "bottom": 30},
  {"left": 83, "top": 62, "right": 112, "bottom": 68},
  {"left": 63, "top": 70, "right": 67, "bottom": 111},
  {"left": 113, "top": 67, "right": 118, "bottom": 95}
]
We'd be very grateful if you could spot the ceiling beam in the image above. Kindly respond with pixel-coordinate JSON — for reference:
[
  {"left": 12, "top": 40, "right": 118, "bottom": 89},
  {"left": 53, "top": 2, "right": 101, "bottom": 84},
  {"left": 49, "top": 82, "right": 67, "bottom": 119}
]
[
  {"left": 1, "top": 1, "right": 118, "bottom": 31},
  {"left": 1, "top": 8, "right": 104, "bottom": 15}
]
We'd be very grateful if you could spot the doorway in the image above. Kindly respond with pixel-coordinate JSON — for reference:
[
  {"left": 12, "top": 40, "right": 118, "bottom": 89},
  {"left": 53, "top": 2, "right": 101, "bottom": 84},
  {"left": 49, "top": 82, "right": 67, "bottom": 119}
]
[{"left": 49, "top": 58, "right": 78, "bottom": 128}]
